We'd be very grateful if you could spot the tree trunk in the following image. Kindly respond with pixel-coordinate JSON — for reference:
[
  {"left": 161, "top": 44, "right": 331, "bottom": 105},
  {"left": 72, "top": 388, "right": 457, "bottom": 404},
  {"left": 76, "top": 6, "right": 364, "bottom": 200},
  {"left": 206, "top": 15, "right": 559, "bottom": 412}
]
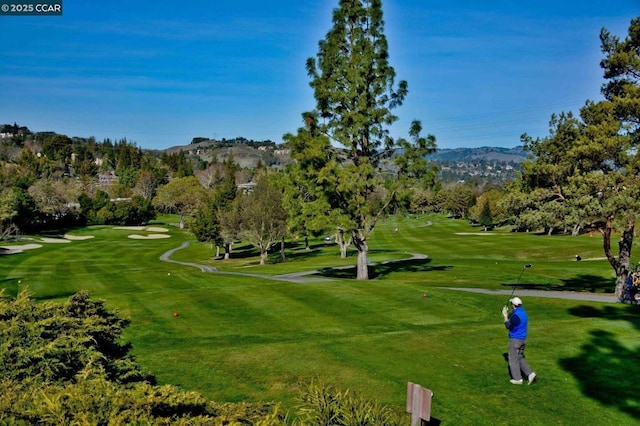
[
  {"left": 216, "top": 245, "right": 220, "bottom": 258},
  {"left": 352, "top": 231, "right": 369, "bottom": 280},
  {"left": 571, "top": 224, "right": 581, "bottom": 236},
  {"left": 603, "top": 215, "right": 634, "bottom": 301},
  {"left": 336, "top": 230, "right": 344, "bottom": 258},
  {"left": 224, "top": 242, "right": 231, "bottom": 260},
  {"left": 280, "top": 237, "right": 286, "bottom": 261},
  {"left": 305, "top": 235, "right": 310, "bottom": 251},
  {"left": 260, "top": 250, "right": 267, "bottom": 265}
]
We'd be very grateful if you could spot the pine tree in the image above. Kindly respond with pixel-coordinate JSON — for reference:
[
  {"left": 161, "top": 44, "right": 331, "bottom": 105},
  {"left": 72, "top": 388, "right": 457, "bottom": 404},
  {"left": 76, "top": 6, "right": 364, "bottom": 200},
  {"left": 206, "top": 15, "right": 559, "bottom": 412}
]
[
  {"left": 478, "top": 199, "right": 493, "bottom": 231},
  {"left": 295, "top": 0, "right": 433, "bottom": 279}
]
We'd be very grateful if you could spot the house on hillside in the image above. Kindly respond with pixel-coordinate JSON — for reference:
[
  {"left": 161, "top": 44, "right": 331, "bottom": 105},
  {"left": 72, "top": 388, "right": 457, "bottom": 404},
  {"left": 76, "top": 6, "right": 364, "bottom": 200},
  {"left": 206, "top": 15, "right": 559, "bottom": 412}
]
[
  {"left": 237, "top": 182, "right": 256, "bottom": 194},
  {"left": 98, "top": 171, "right": 119, "bottom": 188}
]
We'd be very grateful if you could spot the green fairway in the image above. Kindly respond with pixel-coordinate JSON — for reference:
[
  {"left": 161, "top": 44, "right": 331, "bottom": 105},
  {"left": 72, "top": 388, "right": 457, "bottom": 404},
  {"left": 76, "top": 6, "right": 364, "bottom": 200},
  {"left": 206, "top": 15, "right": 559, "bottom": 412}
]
[{"left": 1, "top": 214, "right": 639, "bottom": 425}]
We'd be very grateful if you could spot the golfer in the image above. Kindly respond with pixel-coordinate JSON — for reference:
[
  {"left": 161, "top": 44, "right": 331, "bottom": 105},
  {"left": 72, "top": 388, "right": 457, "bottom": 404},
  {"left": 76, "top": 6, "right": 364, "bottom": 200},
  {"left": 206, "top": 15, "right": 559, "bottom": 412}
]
[{"left": 501, "top": 297, "right": 537, "bottom": 385}]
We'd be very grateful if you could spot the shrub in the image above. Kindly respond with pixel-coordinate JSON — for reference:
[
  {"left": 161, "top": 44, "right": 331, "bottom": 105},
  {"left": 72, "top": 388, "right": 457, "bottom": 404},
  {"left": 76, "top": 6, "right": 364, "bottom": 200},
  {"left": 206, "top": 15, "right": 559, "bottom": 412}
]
[
  {"left": 294, "top": 381, "right": 407, "bottom": 426},
  {"left": 0, "top": 289, "right": 286, "bottom": 425}
]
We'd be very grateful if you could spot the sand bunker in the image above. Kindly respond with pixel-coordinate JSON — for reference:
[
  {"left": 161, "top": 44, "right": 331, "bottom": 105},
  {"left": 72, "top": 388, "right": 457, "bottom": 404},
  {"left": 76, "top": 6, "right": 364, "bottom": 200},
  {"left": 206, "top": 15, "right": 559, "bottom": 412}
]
[
  {"left": 1, "top": 225, "right": 168, "bottom": 256},
  {"left": 128, "top": 234, "right": 171, "bottom": 239},
  {"left": 145, "top": 227, "right": 169, "bottom": 232},
  {"left": 114, "top": 226, "right": 168, "bottom": 232},
  {"left": 0, "top": 234, "right": 94, "bottom": 255},
  {"left": 0, "top": 243, "right": 43, "bottom": 254},
  {"left": 118, "top": 225, "right": 170, "bottom": 239},
  {"left": 38, "top": 237, "right": 71, "bottom": 243},
  {"left": 63, "top": 234, "right": 95, "bottom": 240}
]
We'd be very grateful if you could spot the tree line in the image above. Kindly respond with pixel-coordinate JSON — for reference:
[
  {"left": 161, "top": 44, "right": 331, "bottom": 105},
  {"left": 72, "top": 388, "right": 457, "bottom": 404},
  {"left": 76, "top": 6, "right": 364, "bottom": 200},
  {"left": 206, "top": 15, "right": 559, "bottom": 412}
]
[{"left": 2, "top": 4, "right": 639, "bottom": 300}]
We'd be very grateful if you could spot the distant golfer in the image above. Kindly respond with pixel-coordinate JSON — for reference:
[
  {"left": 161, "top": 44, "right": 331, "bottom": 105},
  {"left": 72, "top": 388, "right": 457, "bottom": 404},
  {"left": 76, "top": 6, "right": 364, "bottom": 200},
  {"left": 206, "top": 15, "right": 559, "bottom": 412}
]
[{"left": 501, "top": 297, "right": 537, "bottom": 385}]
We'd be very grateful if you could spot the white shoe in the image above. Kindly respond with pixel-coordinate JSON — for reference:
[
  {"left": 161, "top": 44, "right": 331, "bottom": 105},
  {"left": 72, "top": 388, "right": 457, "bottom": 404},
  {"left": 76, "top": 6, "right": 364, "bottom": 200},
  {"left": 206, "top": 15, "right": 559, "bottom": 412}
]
[
  {"left": 528, "top": 372, "right": 537, "bottom": 385},
  {"left": 510, "top": 379, "right": 523, "bottom": 385}
]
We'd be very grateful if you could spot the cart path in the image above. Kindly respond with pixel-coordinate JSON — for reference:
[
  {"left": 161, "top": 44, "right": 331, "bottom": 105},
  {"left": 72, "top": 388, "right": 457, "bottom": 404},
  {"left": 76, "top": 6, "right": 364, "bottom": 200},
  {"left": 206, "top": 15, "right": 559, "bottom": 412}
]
[
  {"left": 160, "top": 241, "right": 428, "bottom": 282},
  {"left": 438, "top": 287, "right": 617, "bottom": 303},
  {"left": 161, "top": 242, "right": 618, "bottom": 301},
  {"left": 160, "top": 242, "right": 219, "bottom": 273}
]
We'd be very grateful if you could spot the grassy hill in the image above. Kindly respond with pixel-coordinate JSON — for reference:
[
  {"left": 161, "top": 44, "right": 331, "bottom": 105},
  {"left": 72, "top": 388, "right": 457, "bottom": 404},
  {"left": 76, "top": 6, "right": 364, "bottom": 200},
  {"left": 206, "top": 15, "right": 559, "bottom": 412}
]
[{"left": 1, "top": 214, "right": 637, "bottom": 425}]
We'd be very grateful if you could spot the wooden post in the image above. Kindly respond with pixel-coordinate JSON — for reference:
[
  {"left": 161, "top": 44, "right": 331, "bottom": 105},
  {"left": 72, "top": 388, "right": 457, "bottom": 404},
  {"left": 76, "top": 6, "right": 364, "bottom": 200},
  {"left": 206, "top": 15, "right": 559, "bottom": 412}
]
[{"left": 406, "top": 382, "right": 433, "bottom": 426}]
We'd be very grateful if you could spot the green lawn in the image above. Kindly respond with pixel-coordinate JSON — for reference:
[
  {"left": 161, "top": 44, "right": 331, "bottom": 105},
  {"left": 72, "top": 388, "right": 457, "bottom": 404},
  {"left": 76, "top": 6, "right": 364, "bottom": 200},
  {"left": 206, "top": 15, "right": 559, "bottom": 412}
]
[{"left": 1, "top": 214, "right": 639, "bottom": 425}]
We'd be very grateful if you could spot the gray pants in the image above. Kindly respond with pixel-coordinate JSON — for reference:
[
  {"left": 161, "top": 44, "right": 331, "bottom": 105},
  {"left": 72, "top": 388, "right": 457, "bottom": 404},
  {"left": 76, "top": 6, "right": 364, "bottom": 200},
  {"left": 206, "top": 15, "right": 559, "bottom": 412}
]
[{"left": 508, "top": 338, "right": 533, "bottom": 381}]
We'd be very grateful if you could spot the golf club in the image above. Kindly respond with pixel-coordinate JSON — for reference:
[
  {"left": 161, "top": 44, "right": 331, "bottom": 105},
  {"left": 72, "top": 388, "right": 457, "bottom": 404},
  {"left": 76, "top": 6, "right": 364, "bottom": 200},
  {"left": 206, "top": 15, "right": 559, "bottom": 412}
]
[{"left": 505, "top": 263, "right": 532, "bottom": 307}]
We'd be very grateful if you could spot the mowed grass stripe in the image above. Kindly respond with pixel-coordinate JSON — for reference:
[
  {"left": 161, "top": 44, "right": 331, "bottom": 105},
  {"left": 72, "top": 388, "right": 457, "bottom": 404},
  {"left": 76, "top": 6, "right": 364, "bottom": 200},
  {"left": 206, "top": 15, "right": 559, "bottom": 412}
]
[
  {"left": 372, "top": 214, "right": 605, "bottom": 262},
  {"left": 2, "top": 216, "right": 637, "bottom": 425}
]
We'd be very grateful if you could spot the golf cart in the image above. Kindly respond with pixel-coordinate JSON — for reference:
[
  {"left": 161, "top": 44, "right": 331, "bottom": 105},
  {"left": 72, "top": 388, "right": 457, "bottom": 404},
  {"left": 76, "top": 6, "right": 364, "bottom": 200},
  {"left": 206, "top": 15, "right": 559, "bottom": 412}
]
[{"left": 623, "top": 265, "right": 640, "bottom": 304}]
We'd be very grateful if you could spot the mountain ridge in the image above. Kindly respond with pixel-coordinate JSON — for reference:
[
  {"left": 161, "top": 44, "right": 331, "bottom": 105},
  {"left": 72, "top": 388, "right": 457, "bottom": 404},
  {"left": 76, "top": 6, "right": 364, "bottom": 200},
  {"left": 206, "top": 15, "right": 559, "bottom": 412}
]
[{"left": 429, "top": 146, "right": 528, "bottom": 163}]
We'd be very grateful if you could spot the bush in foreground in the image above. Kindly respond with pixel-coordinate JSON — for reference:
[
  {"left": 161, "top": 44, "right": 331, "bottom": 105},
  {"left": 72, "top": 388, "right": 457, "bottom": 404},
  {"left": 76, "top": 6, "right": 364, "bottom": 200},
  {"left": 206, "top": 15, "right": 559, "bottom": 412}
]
[
  {"left": 0, "top": 289, "right": 286, "bottom": 425},
  {"left": 0, "top": 290, "right": 404, "bottom": 425},
  {"left": 293, "top": 381, "right": 406, "bottom": 426}
]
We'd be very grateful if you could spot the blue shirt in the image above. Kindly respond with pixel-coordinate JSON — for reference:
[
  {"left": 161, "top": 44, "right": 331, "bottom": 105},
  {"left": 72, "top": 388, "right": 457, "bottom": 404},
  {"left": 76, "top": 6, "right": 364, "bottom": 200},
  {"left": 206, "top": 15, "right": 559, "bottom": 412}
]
[{"left": 506, "top": 306, "right": 528, "bottom": 340}]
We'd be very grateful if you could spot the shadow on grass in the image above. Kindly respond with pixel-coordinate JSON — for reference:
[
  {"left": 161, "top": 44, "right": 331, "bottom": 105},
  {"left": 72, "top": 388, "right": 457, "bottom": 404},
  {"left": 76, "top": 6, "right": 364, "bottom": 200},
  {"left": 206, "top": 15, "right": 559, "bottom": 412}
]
[
  {"left": 0, "top": 279, "right": 78, "bottom": 301},
  {"left": 274, "top": 248, "right": 324, "bottom": 262},
  {"left": 32, "top": 290, "right": 79, "bottom": 301},
  {"left": 501, "top": 274, "right": 615, "bottom": 294},
  {"left": 227, "top": 242, "right": 335, "bottom": 262},
  {"left": 0, "top": 277, "right": 20, "bottom": 297},
  {"left": 559, "top": 304, "right": 640, "bottom": 420},
  {"left": 315, "top": 257, "right": 451, "bottom": 279},
  {"left": 222, "top": 245, "right": 260, "bottom": 260}
]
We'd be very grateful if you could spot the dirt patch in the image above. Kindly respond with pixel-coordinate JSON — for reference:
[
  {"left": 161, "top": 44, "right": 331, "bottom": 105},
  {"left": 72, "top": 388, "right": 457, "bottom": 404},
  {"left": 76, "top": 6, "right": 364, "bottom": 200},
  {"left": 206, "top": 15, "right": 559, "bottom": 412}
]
[{"left": 128, "top": 234, "right": 171, "bottom": 240}]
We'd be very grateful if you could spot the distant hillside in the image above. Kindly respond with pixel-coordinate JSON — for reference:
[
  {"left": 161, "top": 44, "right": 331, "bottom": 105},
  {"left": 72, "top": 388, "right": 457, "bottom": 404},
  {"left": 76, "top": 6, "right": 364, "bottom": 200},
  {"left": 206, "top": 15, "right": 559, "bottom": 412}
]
[
  {"left": 430, "top": 146, "right": 528, "bottom": 163},
  {"left": 428, "top": 146, "right": 528, "bottom": 185},
  {"left": 163, "top": 141, "right": 527, "bottom": 185},
  {"left": 162, "top": 138, "right": 291, "bottom": 169},
  {"left": 0, "top": 122, "right": 528, "bottom": 185},
  {"left": 164, "top": 141, "right": 528, "bottom": 165}
]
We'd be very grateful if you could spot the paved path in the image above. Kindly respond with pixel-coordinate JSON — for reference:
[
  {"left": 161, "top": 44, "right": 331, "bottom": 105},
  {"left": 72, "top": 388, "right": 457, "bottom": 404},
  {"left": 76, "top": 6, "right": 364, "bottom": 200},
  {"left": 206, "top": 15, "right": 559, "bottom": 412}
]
[
  {"left": 160, "top": 242, "right": 427, "bottom": 283},
  {"left": 438, "top": 287, "right": 618, "bottom": 303},
  {"left": 160, "top": 242, "right": 218, "bottom": 272},
  {"left": 160, "top": 243, "right": 617, "bottom": 302}
]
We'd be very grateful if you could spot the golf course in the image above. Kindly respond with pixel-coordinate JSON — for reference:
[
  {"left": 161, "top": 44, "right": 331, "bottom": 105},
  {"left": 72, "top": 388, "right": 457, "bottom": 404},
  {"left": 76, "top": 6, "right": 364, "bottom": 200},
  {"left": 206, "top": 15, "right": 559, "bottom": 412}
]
[{"left": 1, "top": 213, "right": 638, "bottom": 425}]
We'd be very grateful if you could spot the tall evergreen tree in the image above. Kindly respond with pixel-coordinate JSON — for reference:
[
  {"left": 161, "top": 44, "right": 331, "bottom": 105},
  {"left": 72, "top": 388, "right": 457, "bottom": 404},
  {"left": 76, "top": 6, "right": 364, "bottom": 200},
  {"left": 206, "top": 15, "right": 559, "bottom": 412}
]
[
  {"left": 588, "top": 17, "right": 640, "bottom": 300},
  {"left": 513, "top": 16, "right": 640, "bottom": 300},
  {"left": 478, "top": 199, "right": 493, "bottom": 231},
  {"left": 283, "top": 112, "right": 341, "bottom": 251},
  {"left": 296, "top": 0, "right": 433, "bottom": 279}
]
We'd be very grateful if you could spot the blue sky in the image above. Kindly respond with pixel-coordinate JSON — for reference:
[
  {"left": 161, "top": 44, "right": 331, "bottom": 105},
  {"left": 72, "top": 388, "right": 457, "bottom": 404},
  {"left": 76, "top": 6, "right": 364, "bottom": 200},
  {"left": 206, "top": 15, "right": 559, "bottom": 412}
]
[{"left": 1, "top": 0, "right": 639, "bottom": 150}]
